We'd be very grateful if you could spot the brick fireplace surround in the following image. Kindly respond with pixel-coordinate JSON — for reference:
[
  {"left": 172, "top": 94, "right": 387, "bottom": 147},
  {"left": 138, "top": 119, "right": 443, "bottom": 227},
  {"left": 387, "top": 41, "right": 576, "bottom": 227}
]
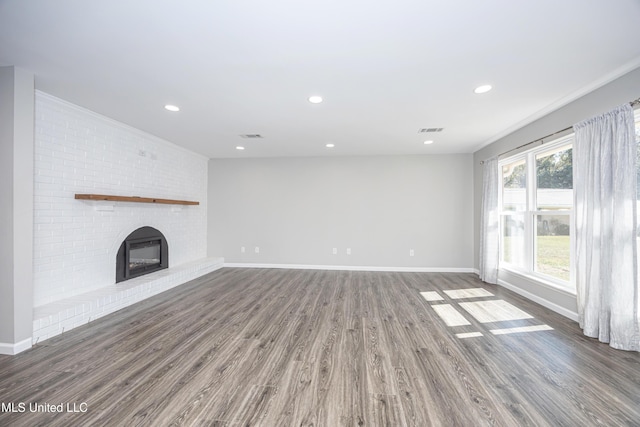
[{"left": 31, "top": 92, "right": 222, "bottom": 344}]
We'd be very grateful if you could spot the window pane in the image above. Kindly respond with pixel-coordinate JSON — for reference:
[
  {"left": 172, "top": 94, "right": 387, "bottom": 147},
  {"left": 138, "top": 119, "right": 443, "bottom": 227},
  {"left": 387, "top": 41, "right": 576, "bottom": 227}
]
[
  {"left": 536, "top": 144, "right": 572, "bottom": 210},
  {"left": 502, "top": 214, "right": 525, "bottom": 267},
  {"left": 502, "top": 159, "right": 526, "bottom": 211},
  {"left": 535, "top": 214, "right": 570, "bottom": 281}
]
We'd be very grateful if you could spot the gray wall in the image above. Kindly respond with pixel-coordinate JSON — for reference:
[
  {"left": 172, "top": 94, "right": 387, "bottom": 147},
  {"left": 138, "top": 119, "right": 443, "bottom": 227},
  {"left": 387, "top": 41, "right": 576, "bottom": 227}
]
[
  {"left": 473, "top": 66, "right": 640, "bottom": 318},
  {"left": 0, "top": 66, "right": 34, "bottom": 353},
  {"left": 209, "top": 154, "right": 473, "bottom": 269}
]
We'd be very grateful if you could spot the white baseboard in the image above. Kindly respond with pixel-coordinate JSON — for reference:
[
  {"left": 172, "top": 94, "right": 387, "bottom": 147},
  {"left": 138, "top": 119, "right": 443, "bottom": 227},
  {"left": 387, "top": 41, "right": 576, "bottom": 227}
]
[
  {"left": 0, "top": 337, "right": 32, "bottom": 355},
  {"left": 497, "top": 278, "right": 579, "bottom": 322},
  {"left": 223, "top": 263, "right": 475, "bottom": 273}
]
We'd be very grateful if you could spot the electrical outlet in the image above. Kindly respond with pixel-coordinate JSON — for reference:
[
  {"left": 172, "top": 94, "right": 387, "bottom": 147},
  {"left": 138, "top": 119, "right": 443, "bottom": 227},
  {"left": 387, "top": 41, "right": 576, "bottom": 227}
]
[
  {"left": 255, "top": 246, "right": 260, "bottom": 254},
  {"left": 410, "top": 249, "right": 414, "bottom": 257},
  {"left": 332, "top": 248, "right": 337, "bottom": 255},
  {"left": 346, "top": 248, "right": 351, "bottom": 255},
  {"left": 241, "top": 246, "right": 245, "bottom": 253}
]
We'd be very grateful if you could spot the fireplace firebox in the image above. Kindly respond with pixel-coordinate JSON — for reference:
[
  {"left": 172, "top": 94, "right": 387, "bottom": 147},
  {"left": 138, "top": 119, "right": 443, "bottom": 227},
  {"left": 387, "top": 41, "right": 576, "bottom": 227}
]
[{"left": 116, "top": 227, "right": 168, "bottom": 283}]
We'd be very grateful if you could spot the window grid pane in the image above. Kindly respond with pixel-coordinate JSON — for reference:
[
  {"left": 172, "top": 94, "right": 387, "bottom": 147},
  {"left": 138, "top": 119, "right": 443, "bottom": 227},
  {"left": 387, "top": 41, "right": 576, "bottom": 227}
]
[
  {"left": 535, "top": 214, "right": 570, "bottom": 282},
  {"left": 502, "top": 214, "right": 525, "bottom": 268},
  {"left": 536, "top": 144, "right": 572, "bottom": 211},
  {"left": 502, "top": 159, "right": 526, "bottom": 212}
]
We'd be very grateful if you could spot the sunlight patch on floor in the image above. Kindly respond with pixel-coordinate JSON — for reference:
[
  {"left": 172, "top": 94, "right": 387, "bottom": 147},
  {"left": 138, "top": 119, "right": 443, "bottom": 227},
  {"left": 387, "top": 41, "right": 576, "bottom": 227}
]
[
  {"left": 455, "top": 332, "right": 484, "bottom": 339},
  {"left": 420, "top": 288, "right": 553, "bottom": 339},
  {"left": 420, "top": 291, "right": 444, "bottom": 301},
  {"left": 443, "top": 288, "right": 494, "bottom": 299},
  {"left": 459, "top": 300, "right": 534, "bottom": 323},
  {"left": 490, "top": 325, "right": 554, "bottom": 335},
  {"left": 431, "top": 304, "right": 471, "bottom": 326}
]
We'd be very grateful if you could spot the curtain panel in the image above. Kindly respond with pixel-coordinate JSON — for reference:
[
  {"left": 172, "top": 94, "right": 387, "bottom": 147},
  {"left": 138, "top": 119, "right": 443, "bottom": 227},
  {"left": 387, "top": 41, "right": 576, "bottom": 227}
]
[
  {"left": 573, "top": 103, "right": 639, "bottom": 351},
  {"left": 479, "top": 157, "right": 499, "bottom": 284}
]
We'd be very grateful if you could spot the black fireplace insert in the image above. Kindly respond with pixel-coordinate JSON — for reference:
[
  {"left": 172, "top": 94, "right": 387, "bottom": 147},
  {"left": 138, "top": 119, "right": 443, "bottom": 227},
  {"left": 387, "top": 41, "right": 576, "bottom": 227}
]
[{"left": 116, "top": 226, "right": 168, "bottom": 283}]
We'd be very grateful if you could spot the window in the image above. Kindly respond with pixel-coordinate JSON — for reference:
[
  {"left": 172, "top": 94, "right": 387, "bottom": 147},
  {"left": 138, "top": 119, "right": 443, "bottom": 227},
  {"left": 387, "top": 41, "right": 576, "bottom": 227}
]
[{"left": 499, "top": 136, "right": 573, "bottom": 287}]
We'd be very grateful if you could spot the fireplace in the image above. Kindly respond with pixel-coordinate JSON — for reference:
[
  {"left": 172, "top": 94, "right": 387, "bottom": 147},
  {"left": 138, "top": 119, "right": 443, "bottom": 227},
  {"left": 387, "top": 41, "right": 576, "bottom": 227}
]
[{"left": 116, "top": 227, "right": 168, "bottom": 283}]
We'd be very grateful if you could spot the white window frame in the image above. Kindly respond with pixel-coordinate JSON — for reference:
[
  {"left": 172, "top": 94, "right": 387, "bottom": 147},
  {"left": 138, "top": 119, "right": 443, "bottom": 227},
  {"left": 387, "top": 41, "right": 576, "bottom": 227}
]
[{"left": 498, "top": 135, "right": 575, "bottom": 291}]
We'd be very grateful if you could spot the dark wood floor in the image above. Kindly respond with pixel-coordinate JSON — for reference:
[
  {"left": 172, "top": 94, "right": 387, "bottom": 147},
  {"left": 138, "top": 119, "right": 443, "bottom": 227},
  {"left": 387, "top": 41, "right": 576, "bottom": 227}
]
[{"left": 1, "top": 268, "right": 639, "bottom": 426}]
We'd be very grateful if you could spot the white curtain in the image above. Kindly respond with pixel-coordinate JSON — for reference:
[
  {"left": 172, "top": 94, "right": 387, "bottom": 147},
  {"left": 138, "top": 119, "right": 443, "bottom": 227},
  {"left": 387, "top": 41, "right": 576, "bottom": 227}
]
[
  {"left": 573, "top": 103, "right": 639, "bottom": 351},
  {"left": 479, "top": 157, "right": 500, "bottom": 284}
]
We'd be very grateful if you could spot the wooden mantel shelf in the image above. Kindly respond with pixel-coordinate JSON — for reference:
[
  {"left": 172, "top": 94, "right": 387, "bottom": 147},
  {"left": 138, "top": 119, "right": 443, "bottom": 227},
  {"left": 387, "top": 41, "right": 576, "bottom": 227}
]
[{"left": 75, "top": 194, "right": 199, "bottom": 205}]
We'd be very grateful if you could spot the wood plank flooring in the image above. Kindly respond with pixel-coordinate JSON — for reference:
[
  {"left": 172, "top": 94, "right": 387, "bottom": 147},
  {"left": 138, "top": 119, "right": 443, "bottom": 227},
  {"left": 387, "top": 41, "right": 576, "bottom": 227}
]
[{"left": 0, "top": 268, "right": 639, "bottom": 426}]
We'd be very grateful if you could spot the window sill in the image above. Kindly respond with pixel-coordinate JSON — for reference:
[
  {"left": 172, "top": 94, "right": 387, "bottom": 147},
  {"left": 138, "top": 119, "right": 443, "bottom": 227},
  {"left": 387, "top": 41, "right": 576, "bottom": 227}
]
[{"left": 499, "top": 266, "right": 576, "bottom": 297}]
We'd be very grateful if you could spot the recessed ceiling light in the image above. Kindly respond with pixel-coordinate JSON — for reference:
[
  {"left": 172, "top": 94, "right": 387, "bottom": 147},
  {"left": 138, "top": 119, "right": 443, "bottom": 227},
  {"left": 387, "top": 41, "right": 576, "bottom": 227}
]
[
  {"left": 326, "top": 143, "right": 335, "bottom": 148},
  {"left": 236, "top": 146, "right": 245, "bottom": 150},
  {"left": 424, "top": 140, "right": 434, "bottom": 145},
  {"left": 164, "top": 104, "right": 180, "bottom": 112},
  {"left": 308, "top": 96, "right": 323, "bottom": 104},
  {"left": 474, "top": 85, "right": 492, "bottom": 94}
]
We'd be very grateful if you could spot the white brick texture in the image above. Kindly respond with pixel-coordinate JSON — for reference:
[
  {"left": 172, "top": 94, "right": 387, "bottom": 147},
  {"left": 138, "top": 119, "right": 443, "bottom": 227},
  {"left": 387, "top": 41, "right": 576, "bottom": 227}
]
[{"left": 33, "top": 91, "right": 209, "bottom": 307}]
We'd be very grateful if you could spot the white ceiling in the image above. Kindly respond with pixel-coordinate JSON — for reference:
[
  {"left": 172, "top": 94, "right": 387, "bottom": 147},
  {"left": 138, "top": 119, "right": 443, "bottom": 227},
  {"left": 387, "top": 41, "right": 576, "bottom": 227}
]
[{"left": 1, "top": 0, "right": 640, "bottom": 158}]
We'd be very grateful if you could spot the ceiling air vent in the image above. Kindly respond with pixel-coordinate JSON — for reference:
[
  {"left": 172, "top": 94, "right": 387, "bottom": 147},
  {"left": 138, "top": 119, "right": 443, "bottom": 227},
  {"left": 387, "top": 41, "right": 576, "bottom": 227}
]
[
  {"left": 418, "top": 128, "right": 444, "bottom": 133},
  {"left": 239, "top": 134, "right": 264, "bottom": 139}
]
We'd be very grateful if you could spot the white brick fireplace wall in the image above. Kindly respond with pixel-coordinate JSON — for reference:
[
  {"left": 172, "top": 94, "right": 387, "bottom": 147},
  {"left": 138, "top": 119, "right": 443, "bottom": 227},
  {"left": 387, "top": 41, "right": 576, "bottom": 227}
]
[{"left": 32, "top": 92, "right": 220, "bottom": 341}]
